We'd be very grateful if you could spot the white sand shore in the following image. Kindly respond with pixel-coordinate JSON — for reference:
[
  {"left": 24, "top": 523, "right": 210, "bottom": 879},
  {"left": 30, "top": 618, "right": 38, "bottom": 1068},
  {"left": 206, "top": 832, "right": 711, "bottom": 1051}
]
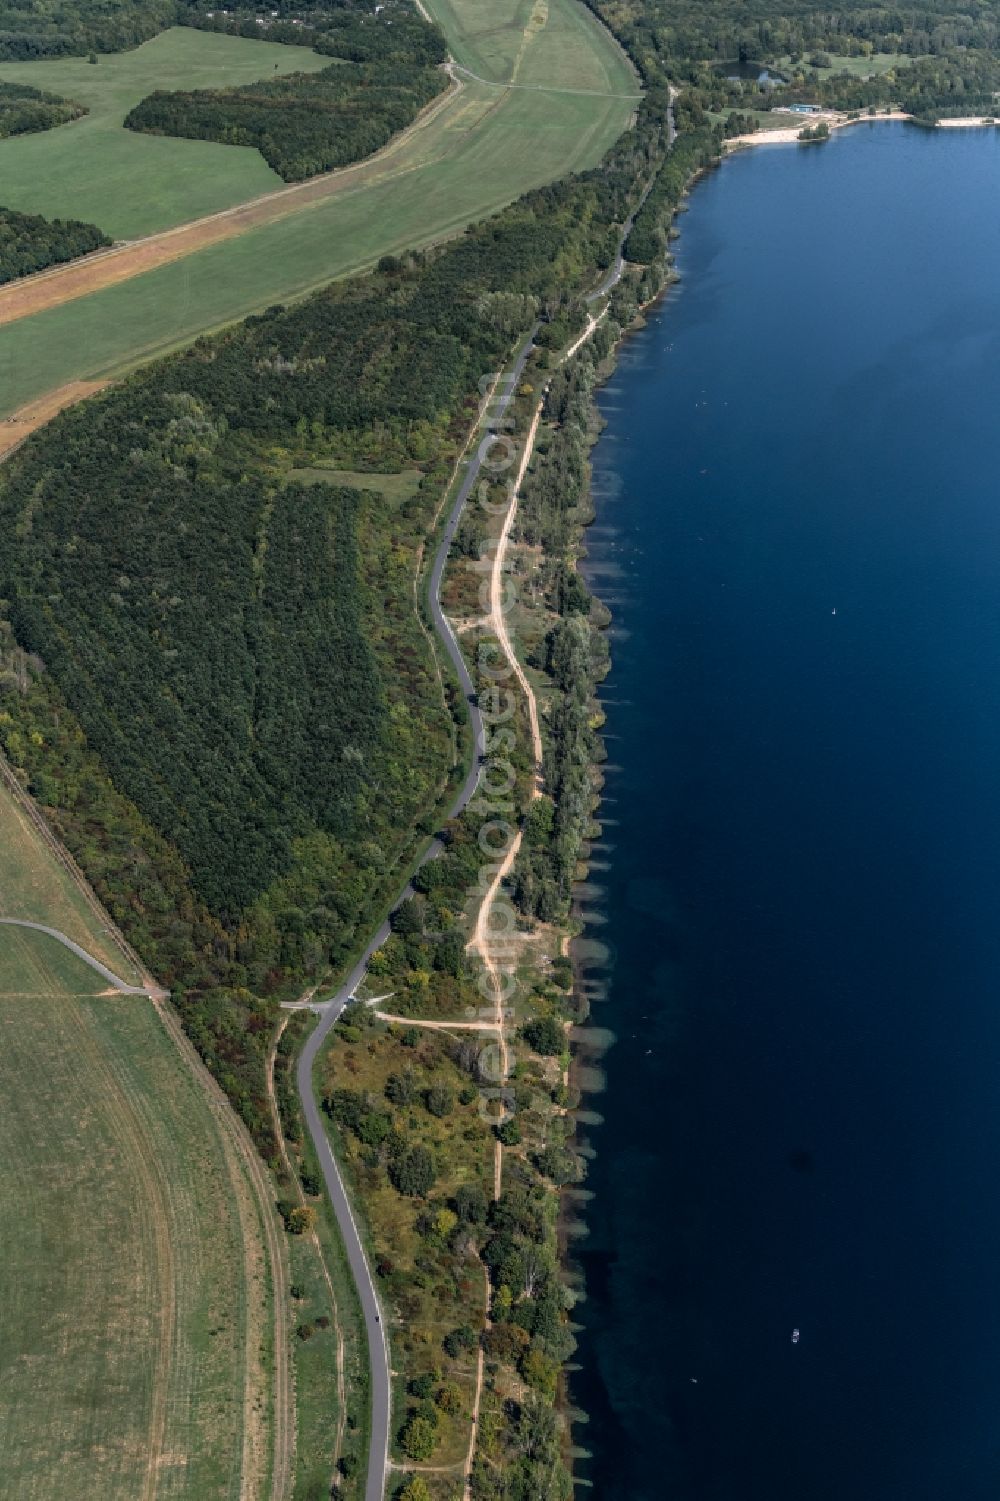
[{"left": 725, "top": 109, "right": 998, "bottom": 151}]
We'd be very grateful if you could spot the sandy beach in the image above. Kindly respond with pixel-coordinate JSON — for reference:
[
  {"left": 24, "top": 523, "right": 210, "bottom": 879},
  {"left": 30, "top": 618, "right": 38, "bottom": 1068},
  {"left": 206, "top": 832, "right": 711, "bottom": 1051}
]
[{"left": 725, "top": 109, "right": 998, "bottom": 150}]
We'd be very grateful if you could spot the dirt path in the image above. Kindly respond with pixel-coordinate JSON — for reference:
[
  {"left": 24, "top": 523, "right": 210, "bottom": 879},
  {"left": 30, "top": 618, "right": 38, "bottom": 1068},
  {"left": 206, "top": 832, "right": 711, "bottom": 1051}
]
[
  {"left": 0, "top": 762, "right": 293, "bottom": 1496},
  {"left": 462, "top": 1266, "right": 490, "bottom": 1495},
  {"left": 458, "top": 393, "right": 546, "bottom": 1500},
  {"left": 0, "top": 77, "right": 463, "bottom": 330},
  {"left": 62, "top": 997, "right": 177, "bottom": 1501},
  {"left": 374, "top": 1012, "right": 499, "bottom": 1031},
  {"left": 449, "top": 61, "right": 641, "bottom": 99},
  {"left": 486, "top": 400, "right": 546, "bottom": 785}
]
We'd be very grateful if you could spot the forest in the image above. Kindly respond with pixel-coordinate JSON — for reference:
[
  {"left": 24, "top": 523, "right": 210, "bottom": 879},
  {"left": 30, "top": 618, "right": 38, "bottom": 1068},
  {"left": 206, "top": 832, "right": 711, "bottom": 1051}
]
[
  {"left": 183, "top": 0, "right": 448, "bottom": 67},
  {"left": 0, "top": 0, "right": 446, "bottom": 62},
  {"left": 0, "top": 0, "right": 174, "bottom": 59},
  {"left": 125, "top": 56, "right": 445, "bottom": 181},
  {"left": 0, "top": 80, "right": 86, "bottom": 138},
  {"left": 0, "top": 79, "right": 673, "bottom": 1147},
  {"left": 590, "top": 0, "right": 1000, "bottom": 121},
  {"left": 0, "top": 204, "right": 110, "bottom": 284}
]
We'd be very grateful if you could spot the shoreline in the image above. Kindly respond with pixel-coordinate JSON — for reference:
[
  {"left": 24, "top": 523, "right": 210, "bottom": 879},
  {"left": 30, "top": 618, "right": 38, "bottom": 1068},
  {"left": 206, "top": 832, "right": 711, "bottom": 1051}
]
[
  {"left": 557, "top": 109, "right": 1000, "bottom": 1498},
  {"left": 559, "top": 94, "right": 1000, "bottom": 1488},
  {"left": 725, "top": 107, "right": 999, "bottom": 150}
]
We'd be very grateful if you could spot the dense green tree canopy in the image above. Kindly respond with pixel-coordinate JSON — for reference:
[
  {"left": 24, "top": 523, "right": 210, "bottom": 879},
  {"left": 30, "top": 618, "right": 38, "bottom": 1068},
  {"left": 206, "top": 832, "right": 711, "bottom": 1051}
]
[
  {"left": 125, "top": 50, "right": 445, "bottom": 182},
  {"left": 0, "top": 80, "right": 86, "bottom": 138},
  {"left": 0, "top": 203, "right": 110, "bottom": 284}
]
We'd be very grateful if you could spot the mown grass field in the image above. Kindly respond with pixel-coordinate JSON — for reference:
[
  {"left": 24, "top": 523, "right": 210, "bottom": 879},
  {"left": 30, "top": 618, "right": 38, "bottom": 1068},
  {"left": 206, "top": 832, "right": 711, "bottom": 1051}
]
[
  {"left": 427, "top": 0, "right": 637, "bottom": 93},
  {"left": 0, "top": 0, "right": 636, "bottom": 418},
  {"left": 0, "top": 29, "right": 326, "bottom": 239},
  {"left": 284, "top": 466, "right": 424, "bottom": 505},
  {"left": 0, "top": 781, "right": 274, "bottom": 1501},
  {"left": 776, "top": 51, "right": 916, "bottom": 79}
]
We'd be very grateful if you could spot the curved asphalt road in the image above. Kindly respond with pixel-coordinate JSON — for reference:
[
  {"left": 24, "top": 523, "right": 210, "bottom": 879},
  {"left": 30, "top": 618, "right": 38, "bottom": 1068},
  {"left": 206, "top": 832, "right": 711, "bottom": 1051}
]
[
  {"left": 585, "top": 93, "right": 675, "bottom": 304},
  {"left": 0, "top": 916, "right": 150, "bottom": 993},
  {"left": 297, "top": 329, "right": 537, "bottom": 1501},
  {"left": 296, "top": 135, "right": 679, "bottom": 1484}
]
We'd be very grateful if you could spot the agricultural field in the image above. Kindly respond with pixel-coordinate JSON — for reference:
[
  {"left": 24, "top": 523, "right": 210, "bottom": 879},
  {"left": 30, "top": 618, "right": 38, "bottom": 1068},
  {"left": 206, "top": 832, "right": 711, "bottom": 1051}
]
[
  {"left": 0, "top": 29, "right": 327, "bottom": 238},
  {"left": 0, "top": 778, "right": 278, "bottom": 1501},
  {"left": 0, "top": 0, "right": 636, "bottom": 418}
]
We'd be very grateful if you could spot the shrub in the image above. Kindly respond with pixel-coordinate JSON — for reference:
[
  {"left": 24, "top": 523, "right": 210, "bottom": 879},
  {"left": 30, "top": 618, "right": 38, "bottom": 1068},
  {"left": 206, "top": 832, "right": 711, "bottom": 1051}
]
[
  {"left": 287, "top": 1205, "right": 317, "bottom": 1235},
  {"left": 389, "top": 1146, "right": 436, "bottom": 1197},
  {"left": 425, "top": 1083, "right": 454, "bottom": 1117},
  {"left": 386, "top": 1070, "right": 417, "bottom": 1105},
  {"left": 453, "top": 1182, "right": 488, "bottom": 1224},
  {"left": 443, "top": 1324, "right": 476, "bottom": 1358},
  {"left": 437, "top": 1381, "right": 463, "bottom": 1415},
  {"left": 399, "top": 1413, "right": 438, "bottom": 1462},
  {"left": 521, "top": 1016, "right": 564, "bottom": 1056},
  {"left": 483, "top": 1323, "right": 530, "bottom": 1364},
  {"left": 397, "top": 1477, "right": 432, "bottom": 1501}
]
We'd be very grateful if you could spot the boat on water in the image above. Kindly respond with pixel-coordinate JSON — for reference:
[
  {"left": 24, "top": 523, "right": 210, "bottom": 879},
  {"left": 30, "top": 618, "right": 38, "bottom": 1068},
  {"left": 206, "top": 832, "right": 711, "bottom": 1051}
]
[{"left": 791, "top": 1328, "right": 801, "bottom": 1345}]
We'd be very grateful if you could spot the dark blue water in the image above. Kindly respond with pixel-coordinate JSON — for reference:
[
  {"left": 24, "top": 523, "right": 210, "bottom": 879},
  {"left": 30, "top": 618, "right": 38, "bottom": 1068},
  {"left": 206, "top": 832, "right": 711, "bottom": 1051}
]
[{"left": 573, "top": 123, "right": 1000, "bottom": 1501}]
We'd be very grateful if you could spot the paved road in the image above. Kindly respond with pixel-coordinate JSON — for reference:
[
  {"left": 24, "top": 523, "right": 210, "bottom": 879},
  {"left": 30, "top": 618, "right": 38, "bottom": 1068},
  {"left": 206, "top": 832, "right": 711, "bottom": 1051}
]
[
  {"left": 585, "top": 88, "right": 676, "bottom": 304},
  {"left": 296, "top": 329, "right": 537, "bottom": 1501},
  {"left": 296, "top": 111, "right": 681, "bottom": 1476},
  {"left": 0, "top": 916, "right": 150, "bottom": 993}
]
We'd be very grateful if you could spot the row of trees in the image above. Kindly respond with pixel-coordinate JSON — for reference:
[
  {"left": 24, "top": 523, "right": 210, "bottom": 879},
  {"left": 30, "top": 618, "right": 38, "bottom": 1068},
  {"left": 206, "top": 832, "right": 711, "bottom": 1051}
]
[
  {"left": 0, "top": 203, "right": 110, "bottom": 284},
  {"left": 815, "top": 50, "right": 1000, "bottom": 117}
]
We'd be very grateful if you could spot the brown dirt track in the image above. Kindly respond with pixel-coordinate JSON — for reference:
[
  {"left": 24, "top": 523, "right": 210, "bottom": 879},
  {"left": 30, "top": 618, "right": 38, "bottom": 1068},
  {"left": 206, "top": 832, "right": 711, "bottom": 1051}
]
[{"left": 0, "top": 381, "right": 110, "bottom": 458}]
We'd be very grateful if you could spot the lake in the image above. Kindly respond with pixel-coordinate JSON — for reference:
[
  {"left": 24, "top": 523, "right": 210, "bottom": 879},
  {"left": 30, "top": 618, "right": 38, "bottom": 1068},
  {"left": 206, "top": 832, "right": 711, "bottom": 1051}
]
[{"left": 572, "top": 122, "right": 1000, "bottom": 1500}]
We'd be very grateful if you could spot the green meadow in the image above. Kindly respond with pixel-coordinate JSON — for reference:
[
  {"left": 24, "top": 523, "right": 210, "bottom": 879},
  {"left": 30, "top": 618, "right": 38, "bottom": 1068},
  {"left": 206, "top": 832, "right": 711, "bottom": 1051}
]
[
  {"left": 426, "top": 0, "right": 637, "bottom": 93},
  {"left": 0, "top": 28, "right": 326, "bottom": 238},
  {"left": 0, "top": 0, "right": 635, "bottom": 417},
  {"left": 775, "top": 51, "right": 916, "bottom": 80}
]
